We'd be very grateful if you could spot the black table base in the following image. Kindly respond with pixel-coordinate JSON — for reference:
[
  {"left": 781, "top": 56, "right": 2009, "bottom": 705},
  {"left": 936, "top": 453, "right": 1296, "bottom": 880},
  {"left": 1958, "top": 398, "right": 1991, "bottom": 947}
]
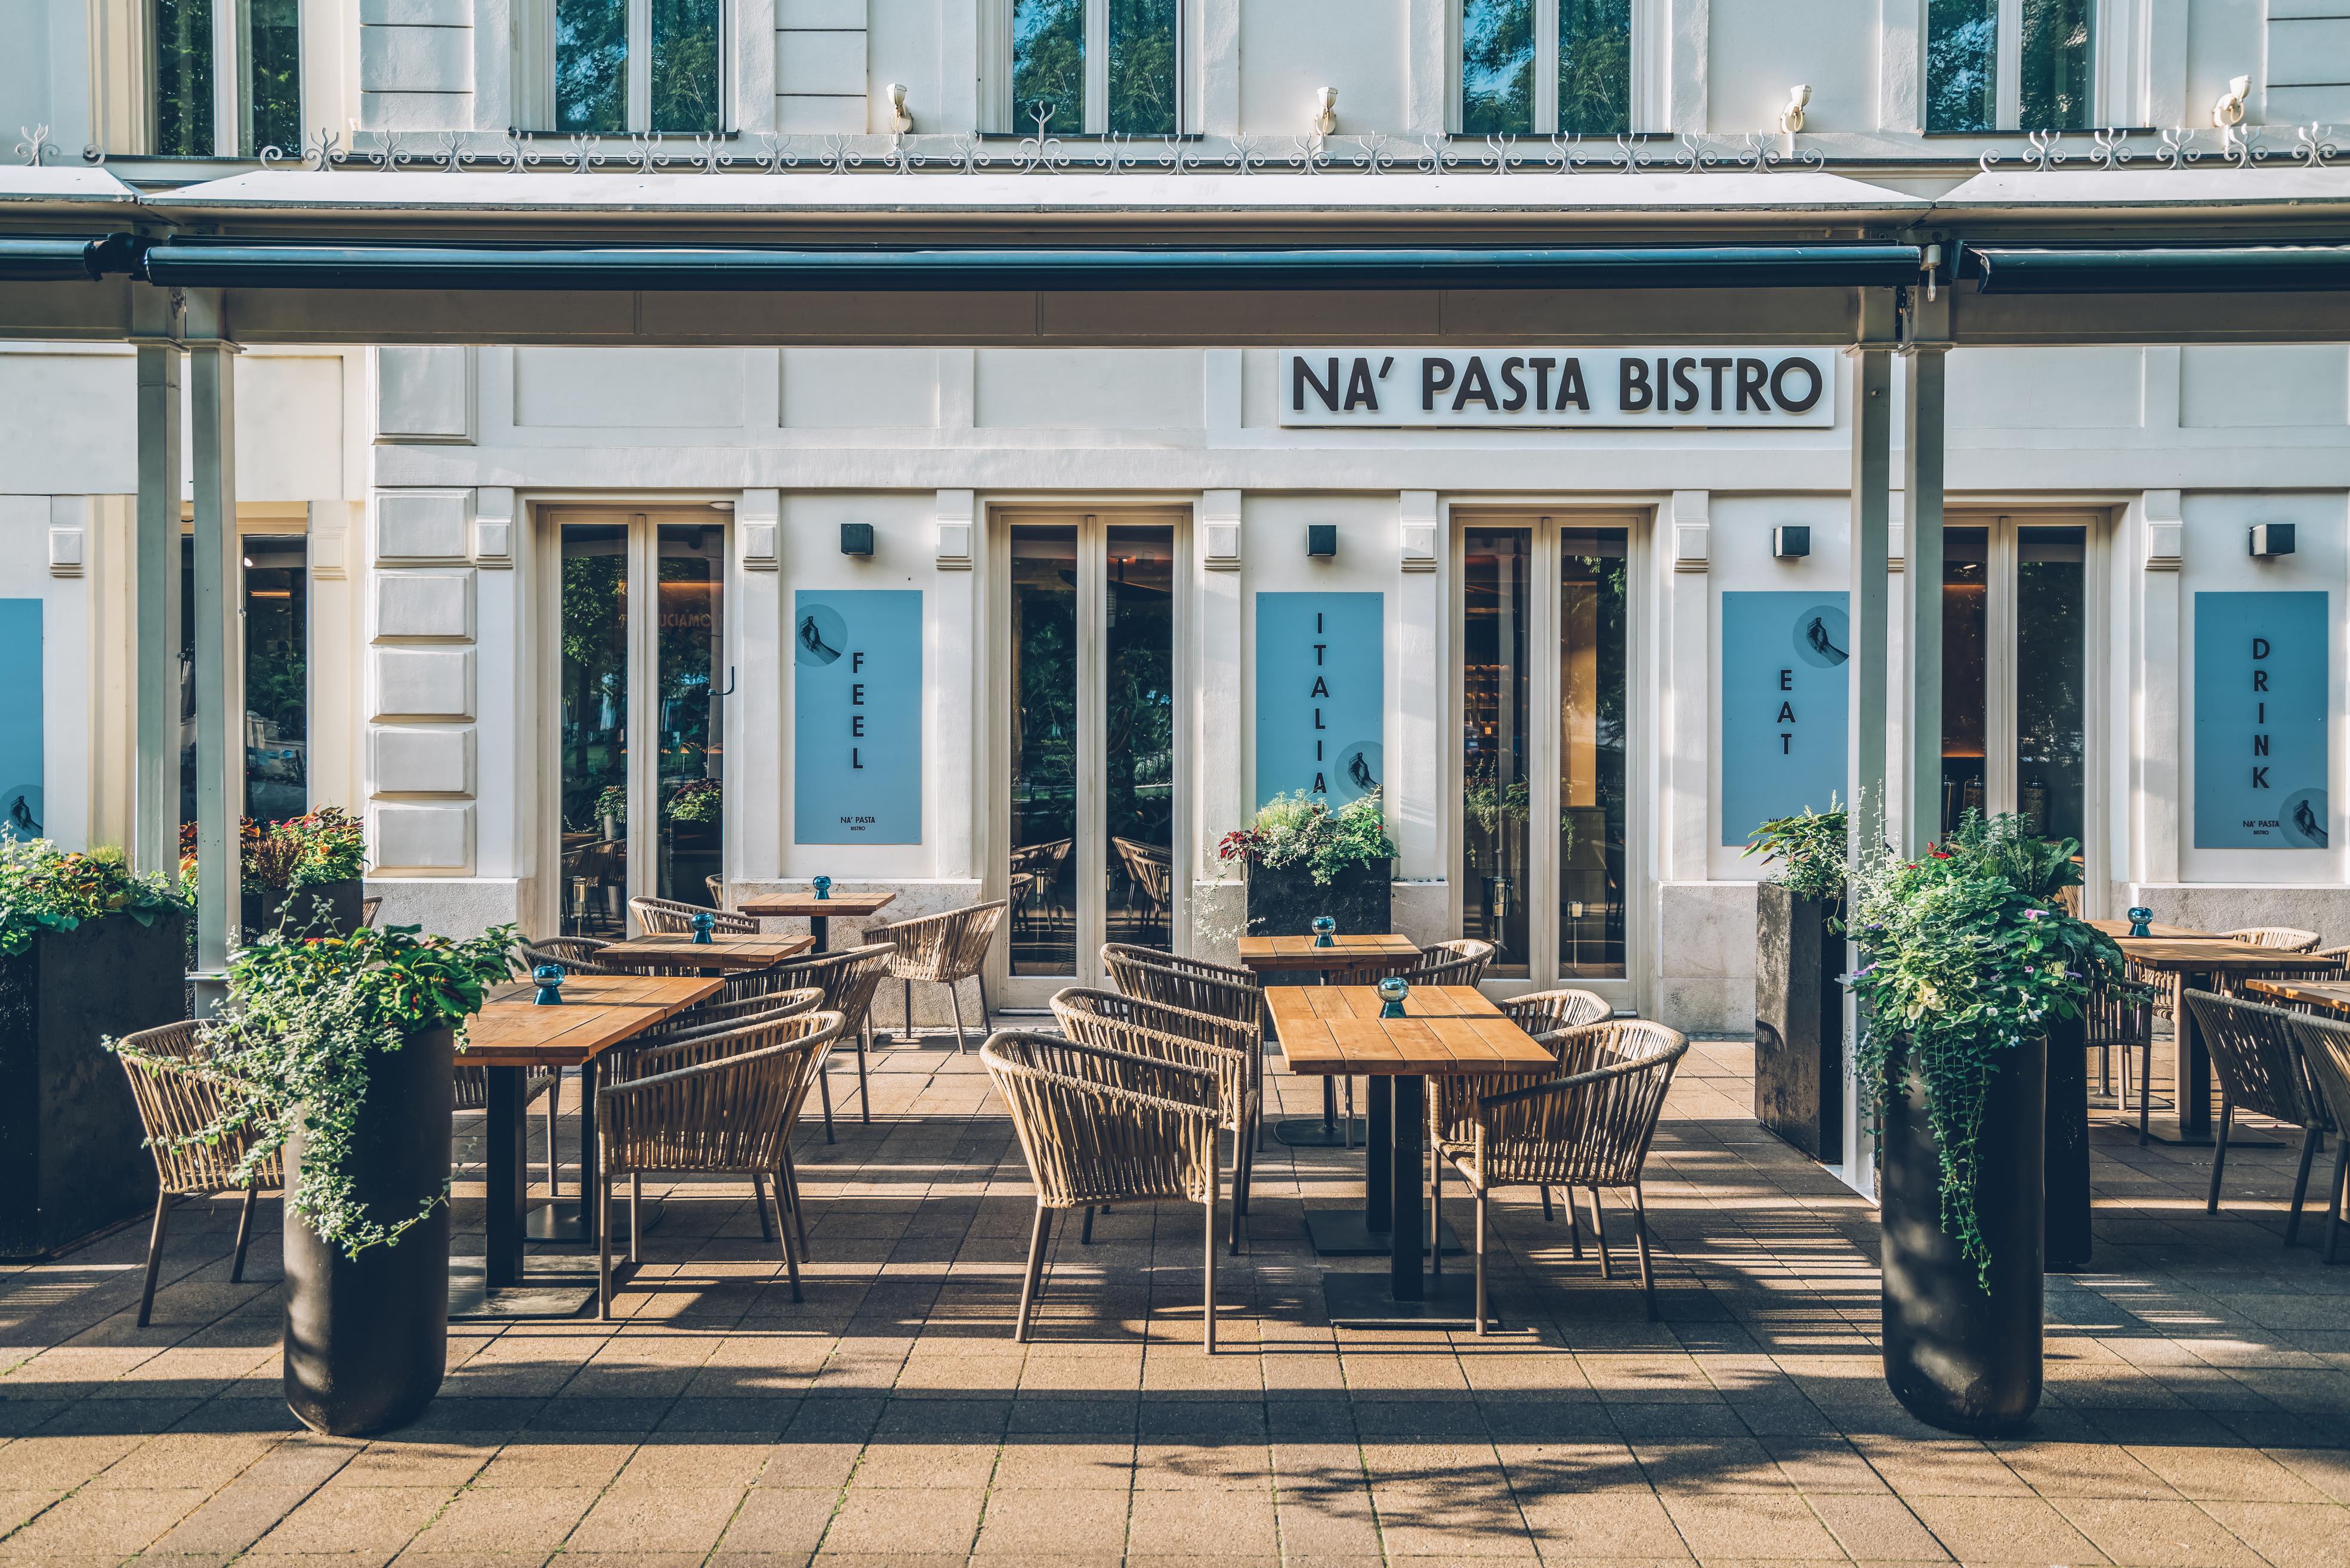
[
  {"left": 1324, "top": 1269, "right": 1496, "bottom": 1331},
  {"left": 1302, "top": 1206, "right": 1460, "bottom": 1257},
  {"left": 449, "top": 1259, "right": 617, "bottom": 1322},
  {"left": 1274, "top": 1117, "right": 1367, "bottom": 1148}
]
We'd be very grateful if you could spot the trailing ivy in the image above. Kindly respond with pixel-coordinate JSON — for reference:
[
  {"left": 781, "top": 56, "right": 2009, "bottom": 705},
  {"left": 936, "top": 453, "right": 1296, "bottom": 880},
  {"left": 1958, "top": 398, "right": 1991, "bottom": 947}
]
[
  {"left": 1217, "top": 790, "right": 1398, "bottom": 887},
  {"left": 111, "top": 922, "right": 518, "bottom": 1259},
  {"left": 1742, "top": 800, "right": 1848, "bottom": 901},
  {"left": 1845, "top": 811, "right": 2121, "bottom": 1286},
  {"left": 0, "top": 838, "right": 189, "bottom": 959}
]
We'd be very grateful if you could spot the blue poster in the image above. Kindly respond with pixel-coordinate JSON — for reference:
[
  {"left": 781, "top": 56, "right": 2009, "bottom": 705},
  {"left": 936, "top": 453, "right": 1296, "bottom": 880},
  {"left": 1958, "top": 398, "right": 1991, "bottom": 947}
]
[
  {"left": 1255, "top": 592, "right": 1383, "bottom": 808},
  {"left": 794, "top": 589, "right": 922, "bottom": 844},
  {"left": 0, "top": 601, "right": 40, "bottom": 841},
  {"left": 1721, "top": 591, "right": 1849, "bottom": 845},
  {"left": 2194, "top": 591, "right": 2329, "bottom": 848}
]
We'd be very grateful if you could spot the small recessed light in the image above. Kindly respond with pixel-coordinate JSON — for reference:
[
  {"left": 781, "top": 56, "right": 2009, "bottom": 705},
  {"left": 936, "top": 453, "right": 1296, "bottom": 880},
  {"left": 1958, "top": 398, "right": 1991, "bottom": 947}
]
[{"left": 709, "top": 499, "right": 734, "bottom": 511}]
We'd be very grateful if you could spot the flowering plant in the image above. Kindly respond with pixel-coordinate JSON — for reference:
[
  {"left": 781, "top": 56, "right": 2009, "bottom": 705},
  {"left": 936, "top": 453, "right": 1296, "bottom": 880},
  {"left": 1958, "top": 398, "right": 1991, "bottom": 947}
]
[
  {"left": 1741, "top": 800, "right": 1848, "bottom": 900},
  {"left": 1845, "top": 810, "right": 2120, "bottom": 1283},
  {"left": 0, "top": 838, "right": 189, "bottom": 958},
  {"left": 178, "top": 807, "right": 368, "bottom": 891},
  {"left": 1217, "top": 791, "right": 1397, "bottom": 887},
  {"left": 110, "top": 922, "right": 518, "bottom": 1258}
]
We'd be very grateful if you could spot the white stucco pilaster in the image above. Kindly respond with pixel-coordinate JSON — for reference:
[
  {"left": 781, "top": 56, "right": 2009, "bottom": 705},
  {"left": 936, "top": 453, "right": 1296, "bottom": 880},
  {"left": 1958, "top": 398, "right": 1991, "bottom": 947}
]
[
  {"left": 932, "top": 487, "right": 978, "bottom": 882},
  {"left": 735, "top": 487, "right": 783, "bottom": 886}
]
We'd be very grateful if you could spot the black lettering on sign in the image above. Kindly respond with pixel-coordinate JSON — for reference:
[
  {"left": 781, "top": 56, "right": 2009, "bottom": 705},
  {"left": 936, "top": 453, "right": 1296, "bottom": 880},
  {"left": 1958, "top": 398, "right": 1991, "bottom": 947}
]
[
  {"left": 853, "top": 746, "right": 863, "bottom": 769},
  {"left": 1313, "top": 773, "right": 1328, "bottom": 792},
  {"left": 1620, "top": 357, "right": 1653, "bottom": 412},
  {"left": 1422, "top": 357, "right": 1456, "bottom": 410},
  {"left": 1453, "top": 356, "right": 1499, "bottom": 412},
  {"left": 1736, "top": 357, "right": 1770, "bottom": 411},
  {"left": 852, "top": 650, "right": 866, "bottom": 672},
  {"left": 1701, "top": 357, "right": 1733, "bottom": 411},
  {"left": 1311, "top": 676, "right": 1330, "bottom": 697},
  {"left": 851, "top": 683, "right": 866, "bottom": 704},
  {"left": 2254, "top": 637, "right": 2272, "bottom": 659},
  {"left": 1778, "top": 669, "right": 1793, "bottom": 691},
  {"left": 1771, "top": 358, "right": 1823, "bottom": 412},
  {"left": 1782, "top": 734, "right": 1792, "bottom": 755},
  {"left": 1314, "top": 642, "right": 1326, "bottom": 666},
  {"left": 2254, "top": 670, "right": 2269, "bottom": 692},
  {"left": 1672, "top": 357, "right": 1700, "bottom": 413},
  {"left": 2255, "top": 734, "right": 2269, "bottom": 757},
  {"left": 2254, "top": 767, "right": 2271, "bottom": 789},
  {"left": 1499, "top": 356, "right": 1529, "bottom": 412},
  {"left": 1314, "top": 709, "right": 1326, "bottom": 730},
  {"left": 1529, "top": 357, "right": 1555, "bottom": 410},
  {"left": 1557, "top": 358, "right": 1590, "bottom": 411},
  {"left": 1296, "top": 356, "right": 1341, "bottom": 412},
  {"left": 1777, "top": 702, "right": 1796, "bottom": 724},
  {"left": 1344, "top": 357, "right": 1380, "bottom": 411},
  {"left": 852, "top": 715, "right": 865, "bottom": 736}
]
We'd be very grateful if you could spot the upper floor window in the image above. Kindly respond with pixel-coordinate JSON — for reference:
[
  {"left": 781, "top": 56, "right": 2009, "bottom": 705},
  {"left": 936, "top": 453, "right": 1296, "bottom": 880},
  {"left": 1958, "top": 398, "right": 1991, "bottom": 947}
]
[
  {"left": 1460, "top": 0, "right": 1632, "bottom": 137},
  {"left": 152, "top": 0, "right": 299, "bottom": 157},
  {"left": 1927, "top": 0, "right": 2092, "bottom": 131},
  {"left": 555, "top": 0, "right": 722, "bottom": 135},
  {"left": 1009, "top": 0, "right": 1178, "bottom": 135}
]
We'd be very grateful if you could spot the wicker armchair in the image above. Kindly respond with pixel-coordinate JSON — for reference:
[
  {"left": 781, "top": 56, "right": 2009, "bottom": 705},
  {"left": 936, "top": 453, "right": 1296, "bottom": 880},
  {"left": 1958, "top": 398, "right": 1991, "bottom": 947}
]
[
  {"left": 1110, "top": 836, "right": 1174, "bottom": 939},
  {"left": 755, "top": 943, "right": 894, "bottom": 1138},
  {"left": 2084, "top": 976, "right": 2160, "bottom": 1143},
  {"left": 1437, "top": 1018, "right": 1689, "bottom": 1326},
  {"left": 2183, "top": 990, "right": 2338, "bottom": 1245},
  {"left": 1051, "top": 987, "right": 1259, "bottom": 1248},
  {"left": 519, "top": 936, "right": 628, "bottom": 976},
  {"left": 2221, "top": 927, "right": 2323, "bottom": 953},
  {"left": 706, "top": 875, "right": 726, "bottom": 908},
  {"left": 1391, "top": 937, "right": 1499, "bottom": 988},
  {"left": 114, "top": 1021, "right": 283, "bottom": 1328},
  {"left": 1101, "top": 945, "right": 1267, "bottom": 1146},
  {"left": 2284, "top": 1012, "right": 2350, "bottom": 1264},
  {"left": 1429, "top": 989, "right": 1613, "bottom": 1226},
  {"left": 595, "top": 1008, "right": 845, "bottom": 1317},
  {"left": 631, "top": 895, "right": 759, "bottom": 937},
  {"left": 360, "top": 897, "right": 382, "bottom": 928},
  {"left": 875, "top": 899, "right": 1008, "bottom": 1052},
  {"left": 980, "top": 1032, "right": 1224, "bottom": 1350}
]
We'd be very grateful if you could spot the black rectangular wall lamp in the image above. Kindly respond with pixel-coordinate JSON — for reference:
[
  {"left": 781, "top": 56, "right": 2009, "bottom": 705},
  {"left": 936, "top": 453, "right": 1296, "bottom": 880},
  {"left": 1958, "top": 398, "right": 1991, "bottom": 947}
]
[
  {"left": 1307, "top": 524, "right": 1337, "bottom": 557},
  {"left": 2250, "top": 523, "right": 2295, "bottom": 558},
  {"left": 840, "top": 523, "right": 875, "bottom": 557},
  {"left": 1772, "top": 525, "right": 1811, "bottom": 559}
]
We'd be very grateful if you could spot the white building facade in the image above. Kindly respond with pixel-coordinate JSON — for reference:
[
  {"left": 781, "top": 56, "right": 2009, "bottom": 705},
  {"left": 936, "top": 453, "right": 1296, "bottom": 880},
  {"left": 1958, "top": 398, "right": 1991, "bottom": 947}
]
[{"left": 6, "top": 0, "right": 2350, "bottom": 1032}]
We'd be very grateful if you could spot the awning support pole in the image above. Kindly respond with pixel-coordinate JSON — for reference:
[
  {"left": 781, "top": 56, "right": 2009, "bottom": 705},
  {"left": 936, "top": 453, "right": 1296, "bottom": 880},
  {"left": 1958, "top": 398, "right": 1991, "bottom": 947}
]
[
  {"left": 1842, "top": 290, "right": 1898, "bottom": 1197},
  {"left": 1901, "top": 324, "right": 1950, "bottom": 860},
  {"left": 188, "top": 322, "right": 242, "bottom": 1014},
  {"left": 134, "top": 342, "right": 183, "bottom": 881}
]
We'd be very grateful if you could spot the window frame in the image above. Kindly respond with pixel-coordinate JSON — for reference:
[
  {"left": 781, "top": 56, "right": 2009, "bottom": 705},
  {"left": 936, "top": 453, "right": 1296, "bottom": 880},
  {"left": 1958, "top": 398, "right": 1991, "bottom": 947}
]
[
  {"left": 1450, "top": 0, "right": 1654, "bottom": 138},
  {"left": 145, "top": 0, "right": 302, "bottom": 158},
  {"left": 1924, "top": 0, "right": 2104, "bottom": 133},
  {"left": 526, "top": 0, "right": 731, "bottom": 137},
  {"left": 992, "top": 0, "right": 1185, "bottom": 137}
]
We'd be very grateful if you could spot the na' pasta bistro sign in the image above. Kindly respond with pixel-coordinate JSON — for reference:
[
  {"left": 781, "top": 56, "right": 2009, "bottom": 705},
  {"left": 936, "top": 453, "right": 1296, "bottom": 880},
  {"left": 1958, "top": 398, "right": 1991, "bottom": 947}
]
[{"left": 1279, "top": 349, "right": 1836, "bottom": 428}]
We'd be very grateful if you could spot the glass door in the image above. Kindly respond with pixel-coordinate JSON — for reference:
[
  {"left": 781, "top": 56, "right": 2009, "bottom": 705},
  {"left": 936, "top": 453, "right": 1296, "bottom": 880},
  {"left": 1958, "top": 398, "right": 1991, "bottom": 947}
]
[
  {"left": 550, "top": 508, "right": 727, "bottom": 935},
  {"left": 1940, "top": 513, "right": 2095, "bottom": 892},
  {"left": 1456, "top": 514, "right": 1636, "bottom": 993},
  {"left": 996, "top": 510, "right": 1183, "bottom": 1005}
]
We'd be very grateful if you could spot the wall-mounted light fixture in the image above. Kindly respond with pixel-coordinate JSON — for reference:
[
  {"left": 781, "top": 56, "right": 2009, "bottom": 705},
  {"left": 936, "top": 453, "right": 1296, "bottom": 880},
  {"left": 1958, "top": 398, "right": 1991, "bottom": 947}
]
[
  {"left": 1312, "top": 87, "right": 1338, "bottom": 138},
  {"left": 841, "top": 523, "right": 875, "bottom": 557},
  {"left": 1772, "top": 524, "right": 1811, "bottom": 559},
  {"left": 2250, "top": 522, "right": 2295, "bottom": 558},
  {"left": 1307, "top": 524, "right": 1337, "bottom": 558},
  {"left": 886, "top": 84, "right": 914, "bottom": 134}
]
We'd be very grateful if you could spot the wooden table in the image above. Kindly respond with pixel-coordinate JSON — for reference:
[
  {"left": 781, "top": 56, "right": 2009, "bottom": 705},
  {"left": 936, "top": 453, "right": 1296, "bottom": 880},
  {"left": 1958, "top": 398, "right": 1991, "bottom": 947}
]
[
  {"left": 2112, "top": 938, "right": 2343, "bottom": 1143},
  {"left": 596, "top": 933, "right": 816, "bottom": 971},
  {"left": 1239, "top": 933, "right": 1421, "bottom": 1149},
  {"left": 454, "top": 974, "right": 720, "bottom": 1319},
  {"left": 2246, "top": 976, "right": 2350, "bottom": 1014},
  {"left": 2086, "top": 919, "right": 2221, "bottom": 940},
  {"left": 1270, "top": 984, "right": 1553, "bottom": 1329},
  {"left": 734, "top": 890, "right": 897, "bottom": 952}
]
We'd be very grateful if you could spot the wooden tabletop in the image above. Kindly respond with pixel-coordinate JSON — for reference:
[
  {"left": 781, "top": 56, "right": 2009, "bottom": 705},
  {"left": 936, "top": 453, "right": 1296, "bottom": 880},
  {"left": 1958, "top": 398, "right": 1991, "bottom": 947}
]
[
  {"left": 2244, "top": 977, "right": 2350, "bottom": 1013},
  {"left": 465, "top": 974, "right": 722, "bottom": 1067},
  {"left": 1236, "top": 933, "right": 1421, "bottom": 972},
  {"left": 734, "top": 891, "right": 898, "bottom": 919},
  {"left": 2113, "top": 937, "right": 2343, "bottom": 975},
  {"left": 1267, "top": 985, "right": 1555, "bottom": 1077},
  {"left": 2087, "top": 919, "right": 2219, "bottom": 940},
  {"left": 596, "top": 933, "right": 816, "bottom": 970}
]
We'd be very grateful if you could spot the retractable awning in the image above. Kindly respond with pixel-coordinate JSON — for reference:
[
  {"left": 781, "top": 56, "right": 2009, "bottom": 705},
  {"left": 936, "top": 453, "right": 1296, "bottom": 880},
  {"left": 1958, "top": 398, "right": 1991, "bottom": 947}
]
[{"left": 1967, "top": 243, "right": 2350, "bottom": 292}]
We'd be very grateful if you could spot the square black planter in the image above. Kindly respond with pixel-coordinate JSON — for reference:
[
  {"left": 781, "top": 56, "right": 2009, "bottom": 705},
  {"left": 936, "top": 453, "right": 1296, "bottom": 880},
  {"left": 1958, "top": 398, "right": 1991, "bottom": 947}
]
[
  {"left": 0, "top": 911, "right": 187, "bottom": 1257},
  {"left": 1246, "top": 860, "right": 1393, "bottom": 983},
  {"left": 244, "top": 878, "right": 366, "bottom": 940},
  {"left": 1753, "top": 884, "right": 1845, "bottom": 1161}
]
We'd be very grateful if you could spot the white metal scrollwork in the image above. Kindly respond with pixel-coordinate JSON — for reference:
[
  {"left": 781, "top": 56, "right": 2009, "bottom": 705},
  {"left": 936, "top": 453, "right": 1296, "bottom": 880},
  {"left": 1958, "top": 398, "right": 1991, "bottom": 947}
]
[
  {"left": 1015, "top": 103, "right": 1065, "bottom": 173},
  {"left": 14, "top": 125, "right": 57, "bottom": 166}
]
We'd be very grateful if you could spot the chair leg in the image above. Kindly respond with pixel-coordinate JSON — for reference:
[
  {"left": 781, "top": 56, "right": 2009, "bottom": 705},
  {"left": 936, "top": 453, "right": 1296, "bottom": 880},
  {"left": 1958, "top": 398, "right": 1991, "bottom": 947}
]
[
  {"left": 784, "top": 1157, "right": 809, "bottom": 1258},
  {"left": 1016, "top": 1202, "right": 1051, "bottom": 1342},
  {"left": 974, "top": 971, "right": 990, "bottom": 1037},
  {"left": 902, "top": 979, "right": 915, "bottom": 1042},
  {"left": 1540, "top": 1184, "right": 1554, "bottom": 1222},
  {"left": 856, "top": 1024, "right": 872, "bottom": 1124},
  {"left": 1228, "top": 1132, "right": 1245, "bottom": 1255},
  {"left": 751, "top": 1172, "right": 774, "bottom": 1241},
  {"left": 136, "top": 1194, "right": 173, "bottom": 1328},
  {"left": 230, "top": 1185, "right": 260, "bottom": 1284},
  {"left": 1431, "top": 1143, "right": 1444, "bottom": 1277},
  {"left": 1472, "top": 1186, "right": 1489, "bottom": 1337},
  {"left": 1203, "top": 1186, "right": 1218, "bottom": 1356},
  {"left": 597, "top": 1176, "right": 614, "bottom": 1320},
  {"left": 1631, "top": 1186, "right": 1657, "bottom": 1320},
  {"left": 2287, "top": 1123, "right": 2321, "bottom": 1246},
  {"left": 1080, "top": 1205, "right": 1095, "bottom": 1245},
  {"left": 817, "top": 1062, "right": 835, "bottom": 1145},
  {"left": 2329, "top": 1142, "right": 2349, "bottom": 1265},
  {"left": 1590, "top": 1187, "right": 1612, "bottom": 1279},
  {"left": 544, "top": 1070, "right": 563, "bottom": 1196},
  {"left": 1343, "top": 1078, "right": 1356, "bottom": 1149},
  {"left": 770, "top": 1165, "right": 802, "bottom": 1303},
  {"left": 630, "top": 1172, "right": 643, "bottom": 1263},
  {"left": 2207, "top": 1101, "right": 2234, "bottom": 1214},
  {"left": 949, "top": 981, "right": 969, "bottom": 1055},
  {"left": 1566, "top": 1190, "right": 1584, "bottom": 1260},
  {"left": 2139, "top": 1035, "right": 2155, "bottom": 1146}
]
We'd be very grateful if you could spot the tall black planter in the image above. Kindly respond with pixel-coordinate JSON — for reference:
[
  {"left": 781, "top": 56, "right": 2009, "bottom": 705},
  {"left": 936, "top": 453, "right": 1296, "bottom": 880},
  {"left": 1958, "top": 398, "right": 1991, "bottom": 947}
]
[
  {"left": 1880, "top": 1035, "right": 2046, "bottom": 1436},
  {"left": 283, "top": 1025, "right": 453, "bottom": 1437},
  {"left": 243, "top": 878, "right": 365, "bottom": 940},
  {"left": 1753, "top": 884, "right": 1845, "bottom": 1160},
  {"left": 0, "top": 912, "right": 185, "bottom": 1257},
  {"left": 1246, "top": 861, "right": 1392, "bottom": 981}
]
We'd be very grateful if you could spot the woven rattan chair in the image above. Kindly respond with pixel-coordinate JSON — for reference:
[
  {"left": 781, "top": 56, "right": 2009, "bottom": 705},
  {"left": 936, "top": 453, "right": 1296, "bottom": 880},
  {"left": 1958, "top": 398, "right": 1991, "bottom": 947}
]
[
  {"left": 631, "top": 895, "right": 759, "bottom": 937},
  {"left": 2183, "top": 989, "right": 2339, "bottom": 1245},
  {"left": 1100, "top": 945, "right": 1267, "bottom": 1147},
  {"left": 519, "top": 936, "right": 627, "bottom": 975},
  {"left": 595, "top": 1008, "right": 845, "bottom": 1317},
  {"left": 980, "top": 1031, "right": 1224, "bottom": 1350},
  {"left": 1437, "top": 1018, "right": 1689, "bottom": 1326},
  {"left": 2085, "top": 976, "right": 2160, "bottom": 1144},
  {"left": 2221, "top": 927, "right": 2324, "bottom": 953},
  {"left": 706, "top": 875, "right": 726, "bottom": 908},
  {"left": 1428, "top": 988, "right": 1613, "bottom": 1226},
  {"left": 756, "top": 944, "right": 893, "bottom": 1138},
  {"left": 1051, "top": 987, "right": 1259, "bottom": 1248},
  {"left": 114, "top": 1021, "right": 283, "bottom": 1328},
  {"left": 2284, "top": 1012, "right": 2350, "bottom": 1263},
  {"left": 1392, "top": 937, "right": 1499, "bottom": 987},
  {"left": 360, "top": 896, "right": 382, "bottom": 928},
  {"left": 1110, "top": 835, "right": 1174, "bottom": 939},
  {"left": 876, "top": 899, "right": 1008, "bottom": 1052}
]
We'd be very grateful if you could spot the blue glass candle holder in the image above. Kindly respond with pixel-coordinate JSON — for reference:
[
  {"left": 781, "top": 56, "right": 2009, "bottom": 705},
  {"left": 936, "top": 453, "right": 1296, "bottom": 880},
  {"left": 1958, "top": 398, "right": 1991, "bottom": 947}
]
[
  {"left": 813, "top": 875, "right": 832, "bottom": 902},
  {"left": 1377, "top": 974, "right": 1409, "bottom": 1018},
  {"left": 532, "top": 964, "right": 566, "bottom": 1005},
  {"left": 1312, "top": 915, "right": 1336, "bottom": 948},
  {"left": 691, "top": 910, "right": 716, "bottom": 945},
  {"left": 2127, "top": 906, "right": 2153, "bottom": 938}
]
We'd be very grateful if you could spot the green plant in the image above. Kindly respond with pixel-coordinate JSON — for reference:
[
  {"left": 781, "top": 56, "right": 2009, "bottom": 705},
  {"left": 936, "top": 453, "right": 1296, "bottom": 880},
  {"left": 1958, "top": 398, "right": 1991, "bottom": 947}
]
[
  {"left": 665, "top": 778, "right": 722, "bottom": 825},
  {"left": 111, "top": 922, "right": 519, "bottom": 1258},
  {"left": 0, "top": 838, "right": 189, "bottom": 958},
  {"left": 1844, "top": 811, "right": 2120, "bottom": 1285},
  {"left": 1218, "top": 791, "right": 1398, "bottom": 886},
  {"left": 1743, "top": 801, "right": 1849, "bottom": 900},
  {"left": 178, "top": 807, "right": 368, "bottom": 891},
  {"left": 591, "top": 785, "right": 628, "bottom": 829}
]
